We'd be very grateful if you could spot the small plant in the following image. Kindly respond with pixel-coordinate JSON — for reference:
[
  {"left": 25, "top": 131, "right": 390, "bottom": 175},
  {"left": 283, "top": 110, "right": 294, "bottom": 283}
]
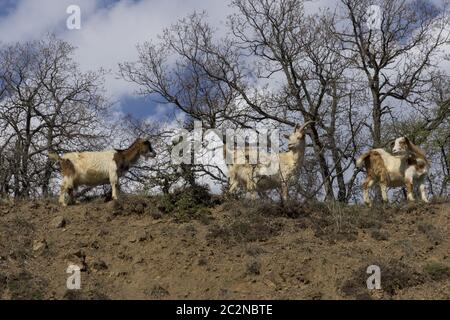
[
  {"left": 340, "top": 259, "right": 424, "bottom": 298},
  {"left": 198, "top": 257, "right": 208, "bottom": 266},
  {"left": 206, "top": 214, "right": 281, "bottom": 245},
  {"left": 246, "top": 260, "right": 261, "bottom": 275},
  {"left": 423, "top": 262, "right": 450, "bottom": 281},
  {"left": 245, "top": 244, "right": 265, "bottom": 257},
  {"left": 149, "top": 285, "right": 169, "bottom": 298},
  {"left": 6, "top": 271, "right": 48, "bottom": 300},
  {"left": 370, "top": 229, "right": 389, "bottom": 241},
  {"left": 417, "top": 223, "right": 442, "bottom": 244}
]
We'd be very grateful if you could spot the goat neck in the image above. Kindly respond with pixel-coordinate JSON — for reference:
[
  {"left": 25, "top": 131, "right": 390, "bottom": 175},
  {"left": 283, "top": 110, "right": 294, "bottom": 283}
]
[
  {"left": 288, "top": 137, "right": 306, "bottom": 164},
  {"left": 114, "top": 139, "right": 145, "bottom": 171}
]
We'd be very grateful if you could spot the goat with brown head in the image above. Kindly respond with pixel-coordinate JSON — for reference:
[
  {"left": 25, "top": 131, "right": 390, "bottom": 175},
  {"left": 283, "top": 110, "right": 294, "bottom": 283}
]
[
  {"left": 50, "top": 138, "right": 156, "bottom": 206},
  {"left": 356, "top": 136, "right": 429, "bottom": 206}
]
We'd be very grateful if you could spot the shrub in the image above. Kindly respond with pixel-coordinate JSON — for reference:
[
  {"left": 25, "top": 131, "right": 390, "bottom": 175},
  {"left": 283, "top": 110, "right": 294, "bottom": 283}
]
[
  {"left": 340, "top": 259, "right": 424, "bottom": 298},
  {"left": 246, "top": 260, "right": 261, "bottom": 275},
  {"left": 156, "top": 184, "right": 214, "bottom": 223},
  {"left": 423, "top": 262, "right": 450, "bottom": 281}
]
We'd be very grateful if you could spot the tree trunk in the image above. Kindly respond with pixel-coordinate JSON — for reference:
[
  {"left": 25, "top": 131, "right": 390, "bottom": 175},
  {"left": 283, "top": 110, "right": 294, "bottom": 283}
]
[
  {"left": 371, "top": 77, "right": 382, "bottom": 148},
  {"left": 309, "top": 125, "right": 334, "bottom": 201},
  {"left": 371, "top": 79, "right": 382, "bottom": 200},
  {"left": 42, "top": 128, "right": 54, "bottom": 197}
]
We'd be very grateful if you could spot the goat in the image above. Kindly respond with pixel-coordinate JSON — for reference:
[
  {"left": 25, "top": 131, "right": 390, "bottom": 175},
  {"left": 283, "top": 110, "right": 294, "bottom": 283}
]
[
  {"left": 356, "top": 136, "right": 429, "bottom": 206},
  {"left": 49, "top": 138, "right": 156, "bottom": 206},
  {"left": 226, "top": 121, "right": 313, "bottom": 202}
]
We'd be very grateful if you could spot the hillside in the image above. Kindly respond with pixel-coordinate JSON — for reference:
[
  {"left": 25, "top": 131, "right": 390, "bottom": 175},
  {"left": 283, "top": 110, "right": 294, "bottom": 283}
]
[{"left": 0, "top": 195, "right": 449, "bottom": 300}]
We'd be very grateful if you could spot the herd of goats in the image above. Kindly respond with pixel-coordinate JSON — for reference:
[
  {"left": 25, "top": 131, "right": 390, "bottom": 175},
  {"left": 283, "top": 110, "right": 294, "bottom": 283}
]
[{"left": 48, "top": 121, "right": 429, "bottom": 207}]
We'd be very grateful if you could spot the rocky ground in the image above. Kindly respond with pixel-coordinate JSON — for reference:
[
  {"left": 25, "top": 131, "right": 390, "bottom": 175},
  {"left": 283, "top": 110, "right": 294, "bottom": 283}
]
[{"left": 0, "top": 193, "right": 449, "bottom": 300}]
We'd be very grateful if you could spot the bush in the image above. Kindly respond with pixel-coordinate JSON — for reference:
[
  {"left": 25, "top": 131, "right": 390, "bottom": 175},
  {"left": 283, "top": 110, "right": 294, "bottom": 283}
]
[
  {"left": 340, "top": 259, "right": 424, "bottom": 298},
  {"left": 206, "top": 214, "right": 282, "bottom": 245},
  {"left": 418, "top": 223, "right": 442, "bottom": 244},
  {"left": 156, "top": 184, "right": 214, "bottom": 223},
  {"left": 423, "top": 262, "right": 450, "bottom": 281},
  {"left": 246, "top": 260, "right": 261, "bottom": 275}
]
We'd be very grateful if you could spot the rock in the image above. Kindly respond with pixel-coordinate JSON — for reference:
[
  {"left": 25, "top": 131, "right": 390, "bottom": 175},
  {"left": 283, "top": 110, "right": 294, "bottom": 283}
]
[
  {"left": 198, "top": 257, "right": 208, "bottom": 266},
  {"left": 145, "top": 285, "right": 169, "bottom": 298},
  {"left": 86, "top": 257, "right": 108, "bottom": 271},
  {"left": 50, "top": 216, "right": 66, "bottom": 228},
  {"left": 265, "top": 271, "right": 284, "bottom": 288},
  {"left": 33, "top": 239, "right": 47, "bottom": 252},
  {"left": 134, "top": 257, "right": 145, "bottom": 264},
  {"left": 97, "top": 229, "right": 109, "bottom": 237},
  {"left": 127, "top": 230, "right": 151, "bottom": 243},
  {"left": 263, "top": 278, "right": 277, "bottom": 289},
  {"left": 92, "top": 260, "right": 108, "bottom": 271},
  {"left": 151, "top": 210, "right": 163, "bottom": 220},
  {"left": 70, "top": 249, "right": 86, "bottom": 259},
  {"left": 138, "top": 231, "right": 151, "bottom": 242},
  {"left": 66, "top": 250, "right": 87, "bottom": 271},
  {"left": 29, "top": 201, "right": 39, "bottom": 209},
  {"left": 108, "top": 200, "right": 123, "bottom": 215},
  {"left": 0, "top": 273, "right": 6, "bottom": 282}
]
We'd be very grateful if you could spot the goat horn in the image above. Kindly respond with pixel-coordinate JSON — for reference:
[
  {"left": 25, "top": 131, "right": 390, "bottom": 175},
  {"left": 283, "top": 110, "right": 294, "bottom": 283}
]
[{"left": 299, "top": 120, "right": 315, "bottom": 132}]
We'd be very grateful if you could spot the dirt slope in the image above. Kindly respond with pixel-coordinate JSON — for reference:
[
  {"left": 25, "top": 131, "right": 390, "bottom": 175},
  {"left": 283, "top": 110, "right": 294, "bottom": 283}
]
[{"left": 0, "top": 196, "right": 449, "bottom": 300}]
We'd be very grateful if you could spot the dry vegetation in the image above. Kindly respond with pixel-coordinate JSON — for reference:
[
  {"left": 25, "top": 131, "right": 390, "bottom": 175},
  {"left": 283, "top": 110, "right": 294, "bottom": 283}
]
[{"left": 0, "top": 192, "right": 448, "bottom": 300}]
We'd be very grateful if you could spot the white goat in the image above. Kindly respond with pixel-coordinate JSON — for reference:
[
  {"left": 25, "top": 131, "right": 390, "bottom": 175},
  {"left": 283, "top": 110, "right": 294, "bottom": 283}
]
[
  {"left": 227, "top": 121, "right": 313, "bottom": 201},
  {"left": 49, "top": 138, "right": 156, "bottom": 206},
  {"left": 356, "top": 136, "right": 429, "bottom": 206}
]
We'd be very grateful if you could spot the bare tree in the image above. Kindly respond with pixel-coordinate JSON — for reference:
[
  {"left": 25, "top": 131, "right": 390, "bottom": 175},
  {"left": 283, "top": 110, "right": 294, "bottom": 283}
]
[
  {"left": 120, "top": 0, "right": 449, "bottom": 202},
  {"left": 120, "top": 5, "right": 360, "bottom": 201},
  {"left": 336, "top": 0, "right": 449, "bottom": 147},
  {"left": 0, "top": 36, "right": 108, "bottom": 198}
]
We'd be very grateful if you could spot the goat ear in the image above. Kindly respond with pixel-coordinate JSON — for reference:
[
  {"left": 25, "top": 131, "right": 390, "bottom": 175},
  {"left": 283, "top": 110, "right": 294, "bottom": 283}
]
[{"left": 404, "top": 136, "right": 415, "bottom": 149}]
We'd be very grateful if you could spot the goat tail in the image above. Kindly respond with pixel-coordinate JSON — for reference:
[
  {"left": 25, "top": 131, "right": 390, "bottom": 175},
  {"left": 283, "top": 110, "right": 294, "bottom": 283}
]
[
  {"left": 356, "top": 151, "right": 371, "bottom": 169},
  {"left": 48, "top": 152, "right": 62, "bottom": 162}
]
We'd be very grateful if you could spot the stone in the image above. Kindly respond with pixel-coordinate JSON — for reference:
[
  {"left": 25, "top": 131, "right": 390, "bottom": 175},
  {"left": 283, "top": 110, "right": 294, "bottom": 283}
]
[
  {"left": 50, "top": 216, "right": 66, "bottom": 228},
  {"left": 33, "top": 239, "right": 47, "bottom": 252},
  {"left": 86, "top": 257, "right": 108, "bottom": 271}
]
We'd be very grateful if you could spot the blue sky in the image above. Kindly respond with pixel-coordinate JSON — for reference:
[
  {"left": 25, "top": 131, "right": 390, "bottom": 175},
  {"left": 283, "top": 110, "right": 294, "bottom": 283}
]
[{"left": 0, "top": 0, "right": 17, "bottom": 17}]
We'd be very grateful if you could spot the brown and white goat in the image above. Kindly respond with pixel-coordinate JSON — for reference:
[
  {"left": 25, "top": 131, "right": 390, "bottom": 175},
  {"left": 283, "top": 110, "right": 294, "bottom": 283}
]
[
  {"left": 227, "top": 121, "right": 313, "bottom": 201},
  {"left": 356, "top": 137, "right": 429, "bottom": 206},
  {"left": 49, "top": 138, "right": 156, "bottom": 206}
]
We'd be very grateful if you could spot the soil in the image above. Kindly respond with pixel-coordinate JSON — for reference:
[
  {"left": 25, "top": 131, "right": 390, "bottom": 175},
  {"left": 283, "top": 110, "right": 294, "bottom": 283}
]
[{"left": 0, "top": 196, "right": 449, "bottom": 300}]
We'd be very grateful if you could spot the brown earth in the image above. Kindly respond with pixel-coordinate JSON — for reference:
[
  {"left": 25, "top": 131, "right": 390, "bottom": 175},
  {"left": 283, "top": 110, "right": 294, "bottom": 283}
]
[{"left": 0, "top": 194, "right": 449, "bottom": 300}]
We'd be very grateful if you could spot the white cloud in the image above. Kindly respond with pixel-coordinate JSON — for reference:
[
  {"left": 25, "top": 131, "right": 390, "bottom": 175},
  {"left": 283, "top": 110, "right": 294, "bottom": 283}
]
[
  {"left": 0, "top": 0, "right": 233, "bottom": 100},
  {"left": 2, "top": 0, "right": 447, "bottom": 110},
  {"left": 0, "top": 0, "right": 97, "bottom": 43}
]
